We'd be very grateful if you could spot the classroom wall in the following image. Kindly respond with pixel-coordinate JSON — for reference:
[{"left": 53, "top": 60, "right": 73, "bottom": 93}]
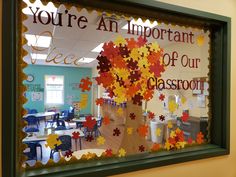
[{"left": 24, "top": 64, "right": 92, "bottom": 114}]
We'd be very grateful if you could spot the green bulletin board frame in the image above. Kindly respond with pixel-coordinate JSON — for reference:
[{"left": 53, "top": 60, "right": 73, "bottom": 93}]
[{"left": 2, "top": 0, "right": 231, "bottom": 177}]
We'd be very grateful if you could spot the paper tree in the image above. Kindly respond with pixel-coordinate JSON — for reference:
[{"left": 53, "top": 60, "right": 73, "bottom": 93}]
[{"left": 96, "top": 35, "right": 165, "bottom": 154}]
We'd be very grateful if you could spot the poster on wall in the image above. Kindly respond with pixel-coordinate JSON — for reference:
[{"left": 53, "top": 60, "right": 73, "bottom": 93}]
[
  {"left": 31, "top": 92, "right": 43, "bottom": 101},
  {"left": 19, "top": 0, "right": 214, "bottom": 173}
]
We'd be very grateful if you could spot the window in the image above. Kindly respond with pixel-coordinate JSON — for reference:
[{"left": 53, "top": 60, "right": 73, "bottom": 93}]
[
  {"left": 44, "top": 75, "right": 64, "bottom": 105},
  {"left": 2, "top": 0, "right": 230, "bottom": 177}
]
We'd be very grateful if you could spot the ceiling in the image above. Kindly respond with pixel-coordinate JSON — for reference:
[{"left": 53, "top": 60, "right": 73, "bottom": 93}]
[{"left": 22, "top": 0, "right": 203, "bottom": 68}]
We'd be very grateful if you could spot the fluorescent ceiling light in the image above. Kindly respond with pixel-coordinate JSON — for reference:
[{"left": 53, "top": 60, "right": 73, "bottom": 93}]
[
  {"left": 77, "top": 58, "right": 95, "bottom": 63},
  {"left": 122, "top": 18, "right": 158, "bottom": 30},
  {"left": 22, "top": 0, "right": 57, "bottom": 17},
  {"left": 25, "top": 34, "right": 52, "bottom": 48},
  {"left": 92, "top": 43, "right": 104, "bottom": 53},
  {"left": 31, "top": 53, "right": 48, "bottom": 60}
]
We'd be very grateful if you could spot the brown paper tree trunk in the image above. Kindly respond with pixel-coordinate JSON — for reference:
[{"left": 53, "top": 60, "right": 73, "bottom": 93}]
[{"left": 119, "top": 101, "right": 149, "bottom": 155}]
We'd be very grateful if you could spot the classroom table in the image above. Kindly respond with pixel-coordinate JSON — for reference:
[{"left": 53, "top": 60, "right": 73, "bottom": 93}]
[
  {"left": 23, "top": 111, "right": 56, "bottom": 127},
  {"left": 23, "top": 111, "right": 56, "bottom": 118},
  {"left": 22, "top": 128, "right": 85, "bottom": 151}
]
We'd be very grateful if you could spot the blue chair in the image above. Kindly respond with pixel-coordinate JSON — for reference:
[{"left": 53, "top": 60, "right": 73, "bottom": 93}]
[
  {"left": 83, "top": 123, "right": 100, "bottom": 138},
  {"left": 50, "top": 135, "right": 72, "bottom": 159},
  {"left": 96, "top": 117, "right": 103, "bottom": 136},
  {"left": 61, "top": 110, "right": 69, "bottom": 120},
  {"left": 46, "top": 113, "right": 59, "bottom": 128},
  {"left": 56, "top": 117, "right": 66, "bottom": 130},
  {"left": 24, "top": 127, "right": 42, "bottom": 160},
  {"left": 29, "top": 109, "right": 38, "bottom": 114},
  {"left": 25, "top": 127, "right": 39, "bottom": 133},
  {"left": 24, "top": 143, "right": 38, "bottom": 161},
  {"left": 61, "top": 109, "right": 74, "bottom": 127},
  {"left": 24, "top": 115, "right": 39, "bottom": 128},
  {"left": 55, "top": 126, "right": 67, "bottom": 131}
]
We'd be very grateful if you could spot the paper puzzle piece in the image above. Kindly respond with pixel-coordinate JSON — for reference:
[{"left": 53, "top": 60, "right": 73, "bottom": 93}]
[
  {"left": 127, "top": 58, "right": 138, "bottom": 70},
  {"left": 97, "top": 136, "right": 106, "bottom": 145},
  {"left": 149, "top": 42, "right": 160, "bottom": 52},
  {"left": 197, "top": 35, "right": 205, "bottom": 46},
  {"left": 96, "top": 55, "right": 112, "bottom": 73},
  {"left": 181, "top": 112, "right": 189, "bottom": 122},
  {"left": 102, "top": 41, "right": 119, "bottom": 59},
  {"left": 149, "top": 62, "right": 165, "bottom": 78},
  {"left": 84, "top": 152, "right": 96, "bottom": 160},
  {"left": 156, "top": 128, "right": 161, "bottom": 136},
  {"left": 187, "top": 137, "right": 193, "bottom": 144},
  {"left": 167, "top": 121, "right": 173, "bottom": 129},
  {"left": 103, "top": 116, "right": 110, "bottom": 125},
  {"left": 83, "top": 116, "right": 97, "bottom": 131},
  {"left": 148, "top": 112, "right": 155, "bottom": 120},
  {"left": 151, "top": 143, "right": 161, "bottom": 151},
  {"left": 105, "top": 149, "right": 113, "bottom": 157},
  {"left": 138, "top": 145, "right": 145, "bottom": 152},
  {"left": 143, "top": 90, "right": 154, "bottom": 101},
  {"left": 114, "top": 35, "right": 127, "bottom": 47},
  {"left": 168, "top": 100, "right": 177, "bottom": 113},
  {"left": 129, "top": 113, "right": 136, "bottom": 120},
  {"left": 128, "top": 70, "right": 141, "bottom": 83},
  {"left": 175, "top": 141, "right": 186, "bottom": 149},
  {"left": 96, "top": 72, "right": 114, "bottom": 88},
  {"left": 137, "top": 36, "right": 147, "bottom": 47},
  {"left": 65, "top": 150, "right": 73, "bottom": 158},
  {"left": 138, "top": 46, "right": 149, "bottom": 57},
  {"left": 86, "top": 135, "right": 94, "bottom": 142},
  {"left": 96, "top": 98, "right": 104, "bottom": 106},
  {"left": 130, "top": 48, "right": 141, "bottom": 61},
  {"left": 80, "top": 94, "right": 88, "bottom": 109},
  {"left": 127, "top": 127, "right": 133, "bottom": 135},
  {"left": 117, "top": 107, "right": 123, "bottom": 115},
  {"left": 118, "top": 148, "right": 126, "bottom": 157},
  {"left": 181, "top": 97, "right": 186, "bottom": 104},
  {"left": 196, "top": 132, "right": 204, "bottom": 144},
  {"left": 119, "top": 46, "right": 130, "bottom": 58},
  {"left": 132, "top": 93, "right": 143, "bottom": 105},
  {"left": 159, "top": 93, "right": 165, "bottom": 101},
  {"left": 45, "top": 134, "right": 61, "bottom": 149},
  {"left": 137, "top": 125, "right": 149, "bottom": 137},
  {"left": 170, "top": 130, "right": 176, "bottom": 138},
  {"left": 126, "top": 38, "right": 137, "bottom": 49},
  {"left": 159, "top": 115, "right": 165, "bottom": 121},
  {"left": 113, "top": 128, "right": 121, "bottom": 136},
  {"left": 79, "top": 77, "right": 92, "bottom": 92},
  {"left": 164, "top": 140, "right": 173, "bottom": 151},
  {"left": 72, "top": 131, "right": 80, "bottom": 139}
]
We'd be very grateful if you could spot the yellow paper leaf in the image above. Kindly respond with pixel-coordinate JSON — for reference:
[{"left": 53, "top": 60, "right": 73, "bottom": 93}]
[
  {"left": 164, "top": 141, "right": 173, "bottom": 151},
  {"left": 197, "top": 35, "right": 204, "bottom": 46},
  {"left": 167, "top": 121, "right": 173, "bottom": 129},
  {"left": 117, "top": 107, "right": 123, "bottom": 115},
  {"left": 170, "top": 130, "right": 176, "bottom": 138},
  {"left": 168, "top": 100, "right": 177, "bottom": 113},
  {"left": 127, "top": 127, "right": 133, "bottom": 135},
  {"left": 97, "top": 136, "right": 106, "bottom": 145},
  {"left": 118, "top": 148, "right": 126, "bottom": 157},
  {"left": 181, "top": 97, "right": 186, "bottom": 104},
  {"left": 149, "top": 42, "right": 160, "bottom": 52},
  {"left": 45, "top": 134, "right": 61, "bottom": 149},
  {"left": 114, "top": 35, "right": 127, "bottom": 47}
]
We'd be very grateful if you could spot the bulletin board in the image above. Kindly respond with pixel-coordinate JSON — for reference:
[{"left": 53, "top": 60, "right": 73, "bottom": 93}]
[{"left": 2, "top": 0, "right": 230, "bottom": 177}]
